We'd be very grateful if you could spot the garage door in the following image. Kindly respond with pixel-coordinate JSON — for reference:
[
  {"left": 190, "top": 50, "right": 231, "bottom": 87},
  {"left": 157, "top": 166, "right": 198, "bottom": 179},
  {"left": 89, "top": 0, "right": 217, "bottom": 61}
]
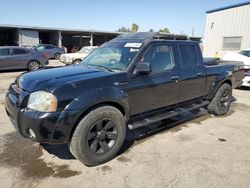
[{"left": 19, "top": 30, "right": 39, "bottom": 48}]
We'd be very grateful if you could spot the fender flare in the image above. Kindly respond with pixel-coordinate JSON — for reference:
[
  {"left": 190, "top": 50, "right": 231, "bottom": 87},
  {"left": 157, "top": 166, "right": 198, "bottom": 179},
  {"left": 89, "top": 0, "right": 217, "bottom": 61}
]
[
  {"left": 207, "top": 71, "right": 233, "bottom": 101},
  {"left": 64, "top": 87, "right": 129, "bottom": 117}
]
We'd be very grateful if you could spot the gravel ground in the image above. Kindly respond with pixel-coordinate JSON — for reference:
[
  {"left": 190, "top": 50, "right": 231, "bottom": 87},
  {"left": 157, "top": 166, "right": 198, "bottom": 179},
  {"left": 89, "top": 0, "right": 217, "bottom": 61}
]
[{"left": 0, "top": 61, "right": 250, "bottom": 188}]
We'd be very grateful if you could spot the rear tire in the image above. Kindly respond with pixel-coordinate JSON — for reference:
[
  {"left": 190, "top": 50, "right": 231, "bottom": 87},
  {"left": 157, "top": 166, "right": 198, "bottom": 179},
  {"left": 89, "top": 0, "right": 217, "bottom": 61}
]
[
  {"left": 69, "top": 106, "right": 126, "bottom": 166},
  {"left": 54, "top": 53, "right": 61, "bottom": 60},
  {"left": 27, "top": 60, "right": 41, "bottom": 71},
  {"left": 207, "top": 83, "right": 232, "bottom": 115}
]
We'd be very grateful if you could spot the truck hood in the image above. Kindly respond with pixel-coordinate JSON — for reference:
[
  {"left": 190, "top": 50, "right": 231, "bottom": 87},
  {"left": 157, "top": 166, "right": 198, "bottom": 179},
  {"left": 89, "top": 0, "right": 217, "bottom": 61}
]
[{"left": 17, "top": 65, "right": 111, "bottom": 92}]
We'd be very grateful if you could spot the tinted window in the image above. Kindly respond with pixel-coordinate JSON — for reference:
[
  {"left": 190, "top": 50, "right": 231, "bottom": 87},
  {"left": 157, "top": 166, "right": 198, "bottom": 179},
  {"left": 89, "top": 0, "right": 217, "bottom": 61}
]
[
  {"left": 0, "top": 49, "right": 10, "bottom": 56},
  {"left": 142, "top": 44, "right": 175, "bottom": 73},
  {"left": 45, "top": 45, "right": 54, "bottom": 49},
  {"left": 179, "top": 45, "right": 198, "bottom": 69},
  {"left": 13, "top": 49, "right": 27, "bottom": 55}
]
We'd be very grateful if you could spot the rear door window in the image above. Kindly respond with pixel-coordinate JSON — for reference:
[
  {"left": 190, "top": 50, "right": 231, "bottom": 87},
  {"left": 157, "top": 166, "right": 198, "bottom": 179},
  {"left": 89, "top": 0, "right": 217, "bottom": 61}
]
[
  {"left": 0, "top": 49, "right": 10, "bottom": 56},
  {"left": 179, "top": 45, "right": 198, "bottom": 69},
  {"left": 12, "top": 49, "right": 27, "bottom": 55}
]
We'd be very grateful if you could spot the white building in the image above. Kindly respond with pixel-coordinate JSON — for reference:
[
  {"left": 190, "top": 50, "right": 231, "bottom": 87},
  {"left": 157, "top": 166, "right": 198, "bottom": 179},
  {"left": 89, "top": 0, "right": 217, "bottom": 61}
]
[{"left": 204, "top": 2, "right": 250, "bottom": 58}]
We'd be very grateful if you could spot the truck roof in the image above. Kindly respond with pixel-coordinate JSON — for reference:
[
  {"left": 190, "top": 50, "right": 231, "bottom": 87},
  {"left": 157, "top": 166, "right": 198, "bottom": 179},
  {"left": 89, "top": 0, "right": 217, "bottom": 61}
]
[{"left": 110, "top": 32, "right": 194, "bottom": 43}]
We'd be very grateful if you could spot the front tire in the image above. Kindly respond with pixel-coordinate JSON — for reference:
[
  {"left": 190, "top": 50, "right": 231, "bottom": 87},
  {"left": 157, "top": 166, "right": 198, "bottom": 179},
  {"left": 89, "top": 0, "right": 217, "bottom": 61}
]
[
  {"left": 207, "top": 83, "right": 232, "bottom": 115},
  {"left": 69, "top": 106, "right": 126, "bottom": 166},
  {"left": 73, "top": 59, "right": 82, "bottom": 64}
]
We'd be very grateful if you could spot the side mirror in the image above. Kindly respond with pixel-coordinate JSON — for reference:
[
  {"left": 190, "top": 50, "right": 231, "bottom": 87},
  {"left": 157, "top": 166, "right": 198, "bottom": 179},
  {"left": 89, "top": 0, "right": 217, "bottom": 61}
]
[{"left": 134, "top": 62, "right": 151, "bottom": 75}]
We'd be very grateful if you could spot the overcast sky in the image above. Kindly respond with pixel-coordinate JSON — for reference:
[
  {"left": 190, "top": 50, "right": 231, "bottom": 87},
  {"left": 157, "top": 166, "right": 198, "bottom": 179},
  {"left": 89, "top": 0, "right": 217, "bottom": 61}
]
[{"left": 0, "top": 0, "right": 246, "bottom": 37}]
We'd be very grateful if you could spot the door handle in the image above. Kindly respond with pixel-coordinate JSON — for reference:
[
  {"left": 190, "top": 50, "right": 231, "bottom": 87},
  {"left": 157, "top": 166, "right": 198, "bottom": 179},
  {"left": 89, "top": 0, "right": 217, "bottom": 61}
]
[
  {"left": 171, "top": 76, "right": 179, "bottom": 80},
  {"left": 196, "top": 72, "right": 203, "bottom": 77}
]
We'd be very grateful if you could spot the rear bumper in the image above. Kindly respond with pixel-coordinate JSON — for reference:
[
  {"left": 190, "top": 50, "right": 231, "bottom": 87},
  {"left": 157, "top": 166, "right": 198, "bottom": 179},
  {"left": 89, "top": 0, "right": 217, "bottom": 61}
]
[{"left": 5, "top": 92, "right": 79, "bottom": 144}]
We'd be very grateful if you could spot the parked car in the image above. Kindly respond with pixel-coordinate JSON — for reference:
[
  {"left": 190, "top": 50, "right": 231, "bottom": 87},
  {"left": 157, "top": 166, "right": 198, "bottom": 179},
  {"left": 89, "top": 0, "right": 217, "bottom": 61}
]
[
  {"left": 223, "top": 49, "right": 250, "bottom": 70},
  {"left": 5, "top": 32, "right": 245, "bottom": 166},
  {"left": 242, "top": 71, "right": 250, "bottom": 87},
  {"left": 33, "top": 44, "right": 65, "bottom": 60},
  {"left": 59, "top": 46, "right": 98, "bottom": 65},
  {"left": 0, "top": 46, "right": 48, "bottom": 71},
  {"left": 239, "top": 49, "right": 250, "bottom": 57}
]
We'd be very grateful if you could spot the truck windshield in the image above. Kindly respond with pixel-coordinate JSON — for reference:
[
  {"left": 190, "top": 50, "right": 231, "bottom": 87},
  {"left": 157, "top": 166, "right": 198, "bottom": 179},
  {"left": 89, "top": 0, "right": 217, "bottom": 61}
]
[{"left": 82, "top": 42, "right": 142, "bottom": 71}]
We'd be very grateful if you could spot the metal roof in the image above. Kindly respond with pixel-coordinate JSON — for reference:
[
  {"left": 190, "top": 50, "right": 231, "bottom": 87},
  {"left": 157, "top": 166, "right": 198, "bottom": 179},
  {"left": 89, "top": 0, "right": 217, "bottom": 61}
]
[
  {"left": 206, "top": 1, "right": 250, "bottom": 14},
  {"left": 0, "top": 24, "right": 121, "bottom": 35}
]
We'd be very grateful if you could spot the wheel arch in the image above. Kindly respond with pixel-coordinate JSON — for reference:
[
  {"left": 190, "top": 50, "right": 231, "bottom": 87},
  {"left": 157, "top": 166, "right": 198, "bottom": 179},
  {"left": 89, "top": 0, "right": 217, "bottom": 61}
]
[
  {"left": 27, "top": 59, "right": 41, "bottom": 69},
  {"left": 73, "top": 59, "right": 83, "bottom": 64},
  {"left": 207, "top": 77, "right": 232, "bottom": 101},
  {"left": 68, "top": 101, "right": 127, "bottom": 142}
]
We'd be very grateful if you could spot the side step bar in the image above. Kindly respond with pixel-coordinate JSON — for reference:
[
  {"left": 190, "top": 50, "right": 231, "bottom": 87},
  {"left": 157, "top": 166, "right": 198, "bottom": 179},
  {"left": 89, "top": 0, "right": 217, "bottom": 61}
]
[{"left": 128, "top": 101, "right": 209, "bottom": 130}]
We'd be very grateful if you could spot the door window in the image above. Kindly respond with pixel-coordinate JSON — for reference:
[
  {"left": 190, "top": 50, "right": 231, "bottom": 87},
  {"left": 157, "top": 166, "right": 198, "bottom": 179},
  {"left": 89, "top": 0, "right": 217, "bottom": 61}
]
[
  {"left": 142, "top": 44, "right": 175, "bottom": 73},
  {"left": 179, "top": 45, "right": 198, "bottom": 69},
  {"left": 0, "top": 49, "right": 10, "bottom": 56},
  {"left": 35, "top": 45, "right": 45, "bottom": 50},
  {"left": 45, "top": 45, "right": 54, "bottom": 49},
  {"left": 12, "top": 49, "right": 27, "bottom": 55}
]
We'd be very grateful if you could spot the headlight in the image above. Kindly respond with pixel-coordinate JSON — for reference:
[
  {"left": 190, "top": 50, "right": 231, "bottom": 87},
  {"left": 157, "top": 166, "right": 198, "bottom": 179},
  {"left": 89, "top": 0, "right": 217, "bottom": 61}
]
[{"left": 27, "top": 91, "right": 57, "bottom": 112}]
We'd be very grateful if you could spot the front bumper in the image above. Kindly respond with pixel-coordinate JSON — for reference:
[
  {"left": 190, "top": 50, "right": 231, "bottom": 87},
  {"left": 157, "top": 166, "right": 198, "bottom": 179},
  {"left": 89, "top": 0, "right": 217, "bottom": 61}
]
[
  {"left": 59, "top": 56, "right": 73, "bottom": 65},
  {"left": 242, "top": 76, "right": 250, "bottom": 87},
  {"left": 5, "top": 89, "right": 79, "bottom": 144}
]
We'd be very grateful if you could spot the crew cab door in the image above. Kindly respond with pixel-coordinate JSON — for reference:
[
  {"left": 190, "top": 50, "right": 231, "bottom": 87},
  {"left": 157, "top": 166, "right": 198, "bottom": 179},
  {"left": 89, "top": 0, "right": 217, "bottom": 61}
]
[
  {"left": 127, "top": 42, "right": 180, "bottom": 116},
  {"left": 177, "top": 43, "right": 206, "bottom": 102}
]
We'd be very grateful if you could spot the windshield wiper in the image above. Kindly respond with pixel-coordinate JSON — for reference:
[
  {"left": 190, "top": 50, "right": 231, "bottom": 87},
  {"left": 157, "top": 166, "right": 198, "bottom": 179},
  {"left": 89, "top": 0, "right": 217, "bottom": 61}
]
[
  {"left": 84, "top": 64, "right": 114, "bottom": 72},
  {"left": 96, "top": 65, "right": 114, "bottom": 72}
]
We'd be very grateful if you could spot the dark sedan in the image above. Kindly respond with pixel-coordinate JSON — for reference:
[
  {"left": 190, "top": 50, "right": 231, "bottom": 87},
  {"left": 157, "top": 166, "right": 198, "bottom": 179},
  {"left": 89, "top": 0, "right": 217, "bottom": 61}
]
[
  {"left": 33, "top": 44, "right": 65, "bottom": 59},
  {"left": 0, "top": 46, "right": 49, "bottom": 71}
]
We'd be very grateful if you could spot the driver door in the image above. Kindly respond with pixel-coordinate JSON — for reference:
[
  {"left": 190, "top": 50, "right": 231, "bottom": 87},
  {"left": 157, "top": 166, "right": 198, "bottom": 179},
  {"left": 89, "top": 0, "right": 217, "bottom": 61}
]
[{"left": 126, "top": 42, "right": 180, "bottom": 116}]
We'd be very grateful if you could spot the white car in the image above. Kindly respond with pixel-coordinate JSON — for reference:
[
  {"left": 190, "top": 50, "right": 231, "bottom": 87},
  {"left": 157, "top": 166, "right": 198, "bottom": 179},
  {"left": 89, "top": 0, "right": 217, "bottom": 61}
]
[
  {"left": 242, "top": 71, "right": 250, "bottom": 87},
  {"left": 59, "top": 46, "right": 98, "bottom": 65},
  {"left": 223, "top": 49, "right": 250, "bottom": 70}
]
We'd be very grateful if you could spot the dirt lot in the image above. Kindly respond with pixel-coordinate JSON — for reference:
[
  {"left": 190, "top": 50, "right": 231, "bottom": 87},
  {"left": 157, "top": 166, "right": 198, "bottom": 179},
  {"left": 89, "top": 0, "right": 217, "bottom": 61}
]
[{"left": 0, "top": 61, "right": 250, "bottom": 188}]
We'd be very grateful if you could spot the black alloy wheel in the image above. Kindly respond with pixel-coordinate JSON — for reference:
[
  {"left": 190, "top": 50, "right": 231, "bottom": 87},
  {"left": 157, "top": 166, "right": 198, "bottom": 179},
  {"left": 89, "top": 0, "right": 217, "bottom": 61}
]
[
  {"left": 87, "top": 118, "right": 118, "bottom": 154},
  {"left": 219, "top": 89, "right": 231, "bottom": 110}
]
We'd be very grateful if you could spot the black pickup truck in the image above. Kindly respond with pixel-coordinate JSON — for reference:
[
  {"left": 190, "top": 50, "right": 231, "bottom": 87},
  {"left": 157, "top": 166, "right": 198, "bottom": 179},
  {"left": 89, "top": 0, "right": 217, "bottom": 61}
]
[{"left": 5, "top": 32, "right": 244, "bottom": 166}]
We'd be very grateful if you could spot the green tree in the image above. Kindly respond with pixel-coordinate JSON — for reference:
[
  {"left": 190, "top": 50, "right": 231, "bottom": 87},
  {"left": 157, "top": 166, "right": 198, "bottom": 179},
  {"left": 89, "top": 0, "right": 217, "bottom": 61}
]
[
  {"left": 149, "top": 29, "right": 154, "bottom": 32},
  {"left": 131, "top": 23, "right": 139, "bottom": 32},
  {"left": 159, "top": 28, "right": 170, "bottom": 33},
  {"left": 117, "top": 27, "right": 131, "bottom": 32}
]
